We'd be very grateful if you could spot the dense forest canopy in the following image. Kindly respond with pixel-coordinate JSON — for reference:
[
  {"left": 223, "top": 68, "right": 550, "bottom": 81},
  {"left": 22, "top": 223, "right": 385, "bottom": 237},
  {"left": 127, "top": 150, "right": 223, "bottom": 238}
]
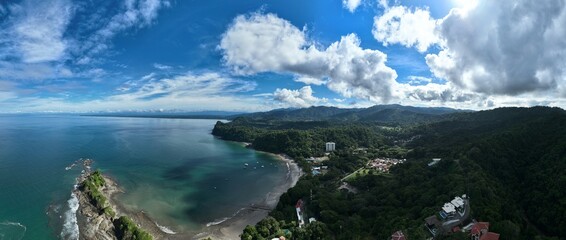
[{"left": 212, "top": 105, "right": 566, "bottom": 240}]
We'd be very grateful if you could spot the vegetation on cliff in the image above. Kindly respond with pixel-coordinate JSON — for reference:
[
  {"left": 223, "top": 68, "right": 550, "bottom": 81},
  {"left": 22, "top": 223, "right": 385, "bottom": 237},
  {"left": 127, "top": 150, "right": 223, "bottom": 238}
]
[
  {"left": 79, "top": 170, "right": 153, "bottom": 240},
  {"left": 114, "top": 216, "right": 152, "bottom": 240}
]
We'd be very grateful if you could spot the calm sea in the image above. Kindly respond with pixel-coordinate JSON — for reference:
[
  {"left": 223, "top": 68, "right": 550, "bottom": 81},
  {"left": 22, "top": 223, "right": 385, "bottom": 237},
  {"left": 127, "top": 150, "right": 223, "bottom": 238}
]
[{"left": 0, "top": 115, "right": 286, "bottom": 239}]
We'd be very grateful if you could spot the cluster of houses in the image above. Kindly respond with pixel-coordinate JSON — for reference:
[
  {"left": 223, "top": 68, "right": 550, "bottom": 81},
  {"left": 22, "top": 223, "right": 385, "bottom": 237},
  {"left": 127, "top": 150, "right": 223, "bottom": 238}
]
[
  {"left": 425, "top": 195, "right": 470, "bottom": 236},
  {"left": 422, "top": 194, "right": 499, "bottom": 240},
  {"left": 367, "top": 158, "right": 406, "bottom": 173}
]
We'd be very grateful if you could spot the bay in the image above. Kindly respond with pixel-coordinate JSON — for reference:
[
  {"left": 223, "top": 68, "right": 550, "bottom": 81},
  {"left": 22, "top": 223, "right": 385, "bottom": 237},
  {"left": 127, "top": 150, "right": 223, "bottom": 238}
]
[{"left": 0, "top": 115, "right": 285, "bottom": 239}]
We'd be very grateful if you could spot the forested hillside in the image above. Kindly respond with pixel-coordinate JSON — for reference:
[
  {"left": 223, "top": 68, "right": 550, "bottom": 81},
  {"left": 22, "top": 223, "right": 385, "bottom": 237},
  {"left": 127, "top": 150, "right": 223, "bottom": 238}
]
[
  {"left": 231, "top": 104, "right": 467, "bottom": 125},
  {"left": 212, "top": 106, "right": 566, "bottom": 240}
]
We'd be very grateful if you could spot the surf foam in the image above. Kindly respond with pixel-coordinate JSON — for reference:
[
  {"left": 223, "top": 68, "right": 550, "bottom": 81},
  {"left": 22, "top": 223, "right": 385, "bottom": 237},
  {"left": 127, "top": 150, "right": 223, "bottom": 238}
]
[
  {"left": 60, "top": 192, "right": 80, "bottom": 240},
  {"left": 154, "top": 222, "right": 177, "bottom": 234},
  {"left": 205, "top": 207, "right": 246, "bottom": 227}
]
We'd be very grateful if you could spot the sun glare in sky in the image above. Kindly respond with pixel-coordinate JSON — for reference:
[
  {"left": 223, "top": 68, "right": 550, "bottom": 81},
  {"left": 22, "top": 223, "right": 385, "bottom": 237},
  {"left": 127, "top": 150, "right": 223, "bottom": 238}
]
[{"left": 452, "top": 0, "right": 479, "bottom": 11}]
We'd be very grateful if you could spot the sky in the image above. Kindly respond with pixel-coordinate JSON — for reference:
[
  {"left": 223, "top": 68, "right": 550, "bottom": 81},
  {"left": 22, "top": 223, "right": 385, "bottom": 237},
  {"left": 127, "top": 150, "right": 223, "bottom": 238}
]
[{"left": 0, "top": 0, "right": 565, "bottom": 113}]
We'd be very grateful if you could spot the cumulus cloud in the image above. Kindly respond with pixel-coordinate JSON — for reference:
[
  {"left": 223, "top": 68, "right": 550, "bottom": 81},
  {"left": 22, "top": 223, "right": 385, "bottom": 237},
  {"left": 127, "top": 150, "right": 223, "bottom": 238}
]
[
  {"left": 372, "top": 5, "right": 439, "bottom": 53},
  {"left": 342, "top": 0, "right": 362, "bottom": 13},
  {"left": 426, "top": 0, "right": 566, "bottom": 96},
  {"left": 219, "top": 13, "right": 398, "bottom": 102},
  {"left": 273, "top": 86, "right": 327, "bottom": 108},
  {"left": 374, "top": 0, "right": 566, "bottom": 102}
]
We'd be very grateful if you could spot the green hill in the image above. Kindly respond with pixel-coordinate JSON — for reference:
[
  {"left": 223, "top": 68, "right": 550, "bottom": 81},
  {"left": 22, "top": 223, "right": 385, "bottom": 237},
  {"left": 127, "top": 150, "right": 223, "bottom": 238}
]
[{"left": 213, "top": 106, "right": 566, "bottom": 240}]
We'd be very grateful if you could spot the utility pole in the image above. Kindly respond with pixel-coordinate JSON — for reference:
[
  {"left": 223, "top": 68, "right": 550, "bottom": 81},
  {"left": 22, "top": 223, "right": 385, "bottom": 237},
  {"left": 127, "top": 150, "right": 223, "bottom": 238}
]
[{"left": 310, "top": 189, "right": 313, "bottom": 201}]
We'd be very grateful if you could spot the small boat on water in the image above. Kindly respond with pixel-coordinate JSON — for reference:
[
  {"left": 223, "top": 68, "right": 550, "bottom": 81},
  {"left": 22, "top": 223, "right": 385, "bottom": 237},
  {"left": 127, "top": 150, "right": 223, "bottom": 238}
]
[
  {"left": 244, "top": 163, "right": 249, "bottom": 166},
  {"left": 261, "top": 165, "right": 264, "bottom": 168}
]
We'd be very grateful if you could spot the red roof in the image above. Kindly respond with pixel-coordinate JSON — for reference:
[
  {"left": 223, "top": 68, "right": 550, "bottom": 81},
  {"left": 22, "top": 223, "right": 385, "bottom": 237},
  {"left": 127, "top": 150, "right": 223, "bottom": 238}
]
[
  {"left": 471, "top": 222, "right": 490, "bottom": 235},
  {"left": 452, "top": 226, "right": 461, "bottom": 232},
  {"left": 295, "top": 199, "right": 303, "bottom": 209},
  {"left": 480, "top": 232, "right": 500, "bottom": 240},
  {"left": 391, "top": 231, "right": 406, "bottom": 240}
]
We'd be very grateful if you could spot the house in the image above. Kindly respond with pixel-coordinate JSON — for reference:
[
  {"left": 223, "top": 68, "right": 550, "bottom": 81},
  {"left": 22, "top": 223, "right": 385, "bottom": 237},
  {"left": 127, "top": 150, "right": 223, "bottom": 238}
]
[
  {"left": 391, "top": 230, "right": 406, "bottom": 240},
  {"left": 325, "top": 142, "right": 336, "bottom": 152},
  {"left": 295, "top": 199, "right": 305, "bottom": 228},
  {"left": 471, "top": 222, "right": 500, "bottom": 240}
]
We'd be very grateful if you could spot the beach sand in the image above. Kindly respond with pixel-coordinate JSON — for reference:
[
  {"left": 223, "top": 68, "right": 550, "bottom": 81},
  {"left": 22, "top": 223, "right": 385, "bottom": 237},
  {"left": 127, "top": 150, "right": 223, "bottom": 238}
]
[{"left": 195, "top": 153, "right": 302, "bottom": 240}]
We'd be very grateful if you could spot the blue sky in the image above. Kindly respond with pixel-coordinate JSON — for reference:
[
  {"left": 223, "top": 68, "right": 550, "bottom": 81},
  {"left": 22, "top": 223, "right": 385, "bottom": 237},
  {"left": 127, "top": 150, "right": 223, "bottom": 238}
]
[{"left": 0, "top": 0, "right": 565, "bottom": 112}]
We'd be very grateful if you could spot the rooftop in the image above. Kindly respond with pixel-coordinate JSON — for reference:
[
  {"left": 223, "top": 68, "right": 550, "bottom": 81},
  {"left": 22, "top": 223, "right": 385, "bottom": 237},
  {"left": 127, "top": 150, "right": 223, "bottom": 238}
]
[
  {"left": 442, "top": 202, "right": 456, "bottom": 213},
  {"left": 480, "top": 232, "right": 500, "bottom": 240},
  {"left": 391, "top": 230, "right": 406, "bottom": 240}
]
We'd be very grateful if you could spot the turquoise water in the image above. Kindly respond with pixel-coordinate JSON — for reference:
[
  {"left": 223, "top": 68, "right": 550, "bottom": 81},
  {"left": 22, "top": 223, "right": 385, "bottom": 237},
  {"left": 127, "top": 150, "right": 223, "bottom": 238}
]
[{"left": 0, "top": 115, "right": 286, "bottom": 239}]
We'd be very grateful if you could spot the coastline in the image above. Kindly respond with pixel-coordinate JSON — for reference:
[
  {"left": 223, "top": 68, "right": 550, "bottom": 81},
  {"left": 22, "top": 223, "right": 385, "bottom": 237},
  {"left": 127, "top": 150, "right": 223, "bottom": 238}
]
[
  {"left": 196, "top": 148, "right": 303, "bottom": 240},
  {"left": 73, "top": 140, "right": 302, "bottom": 240},
  {"left": 73, "top": 160, "right": 188, "bottom": 240}
]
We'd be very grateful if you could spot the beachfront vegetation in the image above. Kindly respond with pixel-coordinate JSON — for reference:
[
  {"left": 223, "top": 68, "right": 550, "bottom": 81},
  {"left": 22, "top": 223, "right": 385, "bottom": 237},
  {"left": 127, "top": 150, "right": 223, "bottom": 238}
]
[
  {"left": 214, "top": 106, "right": 566, "bottom": 240},
  {"left": 113, "top": 216, "right": 153, "bottom": 240},
  {"left": 241, "top": 216, "right": 329, "bottom": 240}
]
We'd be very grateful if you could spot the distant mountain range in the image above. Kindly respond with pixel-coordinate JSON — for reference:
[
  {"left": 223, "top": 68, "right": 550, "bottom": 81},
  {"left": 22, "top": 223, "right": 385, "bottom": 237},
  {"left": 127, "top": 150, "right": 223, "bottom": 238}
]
[{"left": 233, "top": 104, "right": 471, "bottom": 124}]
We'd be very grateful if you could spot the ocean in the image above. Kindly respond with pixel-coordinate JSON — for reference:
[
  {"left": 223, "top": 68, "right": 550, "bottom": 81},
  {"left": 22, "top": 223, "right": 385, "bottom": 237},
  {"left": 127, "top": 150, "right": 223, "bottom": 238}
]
[{"left": 0, "top": 115, "right": 286, "bottom": 239}]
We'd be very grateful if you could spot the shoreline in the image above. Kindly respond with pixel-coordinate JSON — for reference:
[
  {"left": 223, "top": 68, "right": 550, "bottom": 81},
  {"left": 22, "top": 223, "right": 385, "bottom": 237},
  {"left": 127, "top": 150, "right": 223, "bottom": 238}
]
[
  {"left": 73, "top": 140, "right": 302, "bottom": 240},
  {"left": 196, "top": 146, "right": 303, "bottom": 240},
  {"left": 72, "top": 159, "right": 188, "bottom": 240}
]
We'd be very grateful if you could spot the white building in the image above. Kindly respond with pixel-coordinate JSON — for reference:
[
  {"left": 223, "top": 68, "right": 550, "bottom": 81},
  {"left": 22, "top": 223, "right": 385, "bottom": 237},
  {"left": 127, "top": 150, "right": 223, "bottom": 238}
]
[
  {"left": 442, "top": 202, "right": 456, "bottom": 215},
  {"left": 428, "top": 158, "right": 441, "bottom": 166},
  {"left": 325, "top": 142, "right": 336, "bottom": 152},
  {"left": 296, "top": 199, "right": 305, "bottom": 227}
]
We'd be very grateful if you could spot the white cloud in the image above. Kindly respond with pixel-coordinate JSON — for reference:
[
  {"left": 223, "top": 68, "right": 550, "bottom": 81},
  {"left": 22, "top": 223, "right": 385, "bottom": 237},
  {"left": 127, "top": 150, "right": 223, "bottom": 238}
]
[
  {"left": 273, "top": 86, "right": 327, "bottom": 108},
  {"left": 371, "top": 0, "right": 566, "bottom": 108},
  {"left": 3, "top": 0, "right": 73, "bottom": 63},
  {"left": 342, "top": 0, "right": 362, "bottom": 13},
  {"left": 0, "top": 72, "right": 264, "bottom": 113},
  {"left": 294, "top": 76, "right": 326, "bottom": 85},
  {"left": 425, "top": 0, "right": 566, "bottom": 96},
  {"left": 372, "top": 5, "right": 439, "bottom": 52},
  {"left": 0, "top": 61, "right": 73, "bottom": 80},
  {"left": 219, "top": 13, "right": 307, "bottom": 75},
  {"left": 153, "top": 63, "right": 172, "bottom": 70},
  {"left": 117, "top": 72, "right": 256, "bottom": 98},
  {"left": 70, "top": 0, "right": 170, "bottom": 62},
  {"left": 406, "top": 76, "right": 433, "bottom": 86},
  {"left": 219, "top": 13, "right": 398, "bottom": 102}
]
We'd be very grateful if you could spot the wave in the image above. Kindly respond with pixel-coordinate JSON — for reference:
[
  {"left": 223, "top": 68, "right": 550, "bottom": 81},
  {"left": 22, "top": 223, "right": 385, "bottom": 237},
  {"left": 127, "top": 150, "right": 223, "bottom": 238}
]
[
  {"left": 286, "top": 162, "right": 291, "bottom": 180},
  {"left": 60, "top": 192, "right": 80, "bottom": 240},
  {"left": 205, "top": 207, "right": 246, "bottom": 227},
  {"left": 154, "top": 222, "right": 177, "bottom": 234},
  {"left": 0, "top": 221, "right": 27, "bottom": 240},
  {"left": 205, "top": 217, "right": 229, "bottom": 227}
]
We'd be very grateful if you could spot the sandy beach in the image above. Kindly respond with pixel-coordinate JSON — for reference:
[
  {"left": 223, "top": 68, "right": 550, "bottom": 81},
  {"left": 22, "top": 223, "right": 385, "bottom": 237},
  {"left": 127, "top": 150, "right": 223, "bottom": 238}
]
[{"left": 195, "top": 153, "right": 303, "bottom": 240}]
